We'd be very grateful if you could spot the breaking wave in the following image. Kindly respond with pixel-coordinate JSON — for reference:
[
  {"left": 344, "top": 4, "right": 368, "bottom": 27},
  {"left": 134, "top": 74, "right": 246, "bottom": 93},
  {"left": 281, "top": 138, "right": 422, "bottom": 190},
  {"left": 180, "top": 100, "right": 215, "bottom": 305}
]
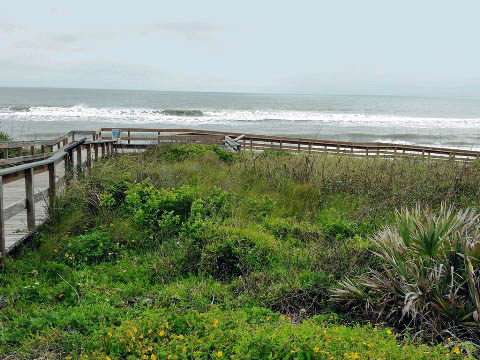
[{"left": 1, "top": 105, "right": 480, "bottom": 129}]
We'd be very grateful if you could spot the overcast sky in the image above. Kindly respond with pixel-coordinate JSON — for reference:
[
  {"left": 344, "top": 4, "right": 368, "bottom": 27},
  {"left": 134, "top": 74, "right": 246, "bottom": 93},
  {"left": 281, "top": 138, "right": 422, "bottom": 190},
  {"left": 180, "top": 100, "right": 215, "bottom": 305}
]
[{"left": 1, "top": 0, "right": 480, "bottom": 95}]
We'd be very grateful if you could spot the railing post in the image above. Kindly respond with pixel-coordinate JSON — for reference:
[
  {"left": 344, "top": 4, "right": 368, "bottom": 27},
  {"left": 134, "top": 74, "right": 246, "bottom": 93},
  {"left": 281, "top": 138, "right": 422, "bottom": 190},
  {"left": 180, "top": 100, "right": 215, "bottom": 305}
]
[
  {"left": 77, "top": 145, "right": 82, "bottom": 173},
  {"left": 86, "top": 144, "right": 92, "bottom": 168},
  {"left": 16, "top": 147, "right": 22, "bottom": 157},
  {"left": 41, "top": 145, "right": 45, "bottom": 154},
  {"left": 30, "top": 146, "right": 35, "bottom": 155},
  {"left": 94, "top": 143, "right": 99, "bottom": 161},
  {"left": 0, "top": 176, "right": 5, "bottom": 256},
  {"left": 158, "top": 131, "right": 161, "bottom": 143},
  {"left": 3, "top": 149, "right": 8, "bottom": 159},
  {"left": 101, "top": 143, "right": 105, "bottom": 158},
  {"left": 48, "top": 162, "right": 56, "bottom": 208},
  {"left": 25, "top": 168, "right": 35, "bottom": 231},
  {"left": 128, "top": 130, "right": 131, "bottom": 145},
  {"left": 65, "top": 150, "right": 73, "bottom": 184}
]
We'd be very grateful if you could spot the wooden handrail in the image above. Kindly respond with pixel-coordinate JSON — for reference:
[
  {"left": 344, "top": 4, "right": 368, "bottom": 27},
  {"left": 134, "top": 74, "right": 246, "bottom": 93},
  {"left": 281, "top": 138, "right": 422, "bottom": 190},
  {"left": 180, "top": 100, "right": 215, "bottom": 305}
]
[
  {"left": 0, "top": 138, "right": 116, "bottom": 256},
  {"left": 94, "top": 127, "right": 480, "bottom": 160}
]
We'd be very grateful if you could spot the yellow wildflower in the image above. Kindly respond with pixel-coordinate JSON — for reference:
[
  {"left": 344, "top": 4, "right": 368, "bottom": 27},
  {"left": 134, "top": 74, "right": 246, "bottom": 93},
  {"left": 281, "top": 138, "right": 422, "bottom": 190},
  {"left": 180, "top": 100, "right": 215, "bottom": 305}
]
[
  {"left": 139, "top": 334, "right": 144, "bottom": 339},
  {"left": 106, "top": 357, "right": 112, "bottom": 360},
  {"left": 65, "top": 357, "right": 72, "bottom": 360},
  {"left": 213, "top": 319, "right": 219, "bottom": 328},
  {"left": 386, "top": 329, "right": 392, "bottom": 335},
  {"left": 452, "top": 347, "right": 460, "bottom": 355},
  {"left": 165, "top": 321, "right": 169, "bottom": 329},
  {"left": 216, "top": 351, "right": 223, "bottom": 358},
  {"left": 158, "top": 330, "right": 165, "bottom": 337},
  {"left": 151, "top": 355, "right": 157, "bottom": 360},
  {"left": 148, "top": 328, "right": 153, "bottom": 334},
  {"left": 147, "top": 346, "right": 153, "bottom": 352},
  {"left": 349, "top": 353, "right": 360, "bottom": 360},
  {"left": 313, "top": 346, "right": 320, "bottom": 353},
  {"left": 367, "top": 343, "right": 373, "bottom": 348},
  {"left": 107, "top": 332, "right": 112, "bottom": 337},
  {"left": 177, "top": 334, "right": 184, "bottom": 340},
  {"left": 133, "top": 327, "right": 138, "bottom": 333}
]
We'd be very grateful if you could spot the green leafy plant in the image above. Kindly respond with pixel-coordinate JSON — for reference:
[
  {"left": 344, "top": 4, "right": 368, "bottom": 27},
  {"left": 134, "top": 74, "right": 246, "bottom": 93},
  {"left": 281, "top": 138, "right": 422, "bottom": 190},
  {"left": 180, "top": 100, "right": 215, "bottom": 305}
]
[{"left": 332, "top": 204, "right": 480, "bottom": 341}]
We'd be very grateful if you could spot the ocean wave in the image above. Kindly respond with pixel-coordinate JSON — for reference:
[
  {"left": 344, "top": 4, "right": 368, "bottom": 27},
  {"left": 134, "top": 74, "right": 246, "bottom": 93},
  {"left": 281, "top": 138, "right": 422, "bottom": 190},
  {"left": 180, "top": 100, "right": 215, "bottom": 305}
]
[{"left": 1, "top": 105, "right": 480, "bottom": 129}]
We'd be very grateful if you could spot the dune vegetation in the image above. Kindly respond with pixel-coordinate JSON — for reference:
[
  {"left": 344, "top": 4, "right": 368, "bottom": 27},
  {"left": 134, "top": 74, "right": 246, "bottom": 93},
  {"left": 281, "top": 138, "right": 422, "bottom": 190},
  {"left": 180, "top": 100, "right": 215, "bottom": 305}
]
[{"left": 1, "top": 144, "right": 480, "bottom": 359}]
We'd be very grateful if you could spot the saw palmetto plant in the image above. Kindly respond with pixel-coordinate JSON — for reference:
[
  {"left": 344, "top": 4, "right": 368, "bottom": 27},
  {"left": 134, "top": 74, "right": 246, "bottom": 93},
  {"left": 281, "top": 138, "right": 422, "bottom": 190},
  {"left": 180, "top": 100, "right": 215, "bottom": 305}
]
[{"left": 332, "top": 204, "right": 480, "bottom": 341}]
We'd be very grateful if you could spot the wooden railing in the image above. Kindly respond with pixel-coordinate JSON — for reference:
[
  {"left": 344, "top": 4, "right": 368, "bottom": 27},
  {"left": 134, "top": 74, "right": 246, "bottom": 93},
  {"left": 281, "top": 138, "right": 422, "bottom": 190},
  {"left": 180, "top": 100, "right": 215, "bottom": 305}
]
[
  {"left": 0, "top": 137, "right": 115, "bottom": 255},
  {"left": 98, "top": 127, "right": 480, "bottom": 161}
]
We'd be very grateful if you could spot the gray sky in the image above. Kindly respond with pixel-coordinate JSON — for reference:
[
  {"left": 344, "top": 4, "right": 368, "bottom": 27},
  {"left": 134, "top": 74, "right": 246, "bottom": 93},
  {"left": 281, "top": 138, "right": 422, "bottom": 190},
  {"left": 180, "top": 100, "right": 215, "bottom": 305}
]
[{"left": 1, "top": 0, "right": 479, "bottom": 95}]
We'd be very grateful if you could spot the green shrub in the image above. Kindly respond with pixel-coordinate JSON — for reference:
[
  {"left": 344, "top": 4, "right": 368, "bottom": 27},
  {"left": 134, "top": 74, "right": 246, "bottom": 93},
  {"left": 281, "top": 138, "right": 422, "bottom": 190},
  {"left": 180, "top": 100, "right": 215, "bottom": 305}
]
[
  {"left": 318, "top": 212, "right": 355, "bottom": 241},
  {"left": 199, "top": 227, "right": 279, "bottom": 280},
  {"left": 263, "top": 217, "right": 322, "bottom": 243},
  {"left": 156, "top": 143, "right": 234, "bottom": 162},
  {"left": 332, "top": 204, "right": 480, "bottom": 342},
  {"left": 53, "top": 231, "right": 118, "bottom": 267},
  {"left": 241, "top": 195, "right": 275, "bottom": 220},
  {"left": 125, "top": 182, "right": 198, "bottom": 240}
]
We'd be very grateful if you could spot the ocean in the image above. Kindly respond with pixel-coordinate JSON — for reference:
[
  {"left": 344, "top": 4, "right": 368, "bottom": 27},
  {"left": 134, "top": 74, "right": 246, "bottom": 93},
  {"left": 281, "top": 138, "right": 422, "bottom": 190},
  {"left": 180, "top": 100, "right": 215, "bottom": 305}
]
[{"left": 0, "top": 87, "right": 479, "bottom": 150}]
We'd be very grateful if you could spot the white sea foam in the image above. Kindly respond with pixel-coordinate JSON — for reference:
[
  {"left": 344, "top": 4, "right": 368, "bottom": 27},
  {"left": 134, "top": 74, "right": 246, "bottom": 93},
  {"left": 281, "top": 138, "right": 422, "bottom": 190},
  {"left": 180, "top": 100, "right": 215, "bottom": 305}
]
[{"left": 1, "top": 105, "right": 480, "bottom": 129}]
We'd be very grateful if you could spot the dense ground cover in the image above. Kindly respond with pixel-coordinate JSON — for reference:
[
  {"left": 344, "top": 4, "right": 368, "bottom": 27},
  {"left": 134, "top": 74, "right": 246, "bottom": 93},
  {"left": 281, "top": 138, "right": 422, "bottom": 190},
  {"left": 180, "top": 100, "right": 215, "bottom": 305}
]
[{"left": 1, "top": 144, "right": 480, "bottom": 359}]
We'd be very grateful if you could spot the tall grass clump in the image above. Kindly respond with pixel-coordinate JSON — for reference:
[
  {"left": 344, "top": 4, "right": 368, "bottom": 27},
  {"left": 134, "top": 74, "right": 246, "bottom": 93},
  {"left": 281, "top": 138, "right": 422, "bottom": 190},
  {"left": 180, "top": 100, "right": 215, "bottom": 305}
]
[{"left": 333, "top": 204, "right": 480, "bottom": 342}]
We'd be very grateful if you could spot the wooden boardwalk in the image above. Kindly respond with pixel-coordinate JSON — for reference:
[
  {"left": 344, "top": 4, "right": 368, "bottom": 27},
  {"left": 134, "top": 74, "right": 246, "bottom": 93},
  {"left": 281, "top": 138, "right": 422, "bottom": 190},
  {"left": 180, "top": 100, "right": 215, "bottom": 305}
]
[
  {"left": 1, "top": 149, "right": 93, "bottom": 253},
  {"left": 1, "top": 127, "right": 479, "bottom": 256}
]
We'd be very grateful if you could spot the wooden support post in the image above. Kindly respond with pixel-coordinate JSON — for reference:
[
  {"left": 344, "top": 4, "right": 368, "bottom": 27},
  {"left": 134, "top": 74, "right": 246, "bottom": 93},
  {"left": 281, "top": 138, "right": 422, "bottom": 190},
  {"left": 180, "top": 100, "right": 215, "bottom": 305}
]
[
  {"left": 158, "top": 131, "right": 161, "bottom": 144},
  {"left": 337, "top": 145, "right": 340, "bottom": 155},
  {"left": 65, "top": 150, "right": 73, "bottom": 185},
  {"left": 2, "top": 148, "right": 7, "bottom": 159},
  {"left": 63, "top": 139, "right": 67, "bottom": 147},
  {"left": 25, "top": 168, "right": 35, "bottom": 231},
  {"left": 298, "top": 143, "right": 301, "bottom": 152},
  {"left": 72, "top": 133, "right": 75, "bottom": 142},
  {"left": 128, "top": 130, "right": 131, "bottom": 145},
  {"left": 279, "top": 141, "right": 283, "bottom": 151},
  {"left": 86, "top": 144, "right": 92, "bottom": 168},
  {"left": 250, "top": 140, "right": 253, "bottom": 150},
  {"left": 308, "top": 143, "right": 311, "bottom": 154},
  {"left": 101, "top": 143, "right": 105, "bottom": 158},
  {"left": 30, "top": 145, "right": 35, "bottom": 155},
  {"left": 77, "top": 146, "right": 82, "bottom": 173},
  {"left": 366, "top": 148, "right": 369, "bottom": 157},
  {"left": 48, "top": 162, "right": 56, "bottom": 208},
  {"left": 41, "top": 145, "right": 45, "bottom": 154},
  {"left": 0, "top": 176, "right": 5, "bottom": 256},
  {"left": 94, "top": 143, "right": 99, "bottom": 161},
  {"left": 17, "top": 147, "right": 22, "bottom": 157}
]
